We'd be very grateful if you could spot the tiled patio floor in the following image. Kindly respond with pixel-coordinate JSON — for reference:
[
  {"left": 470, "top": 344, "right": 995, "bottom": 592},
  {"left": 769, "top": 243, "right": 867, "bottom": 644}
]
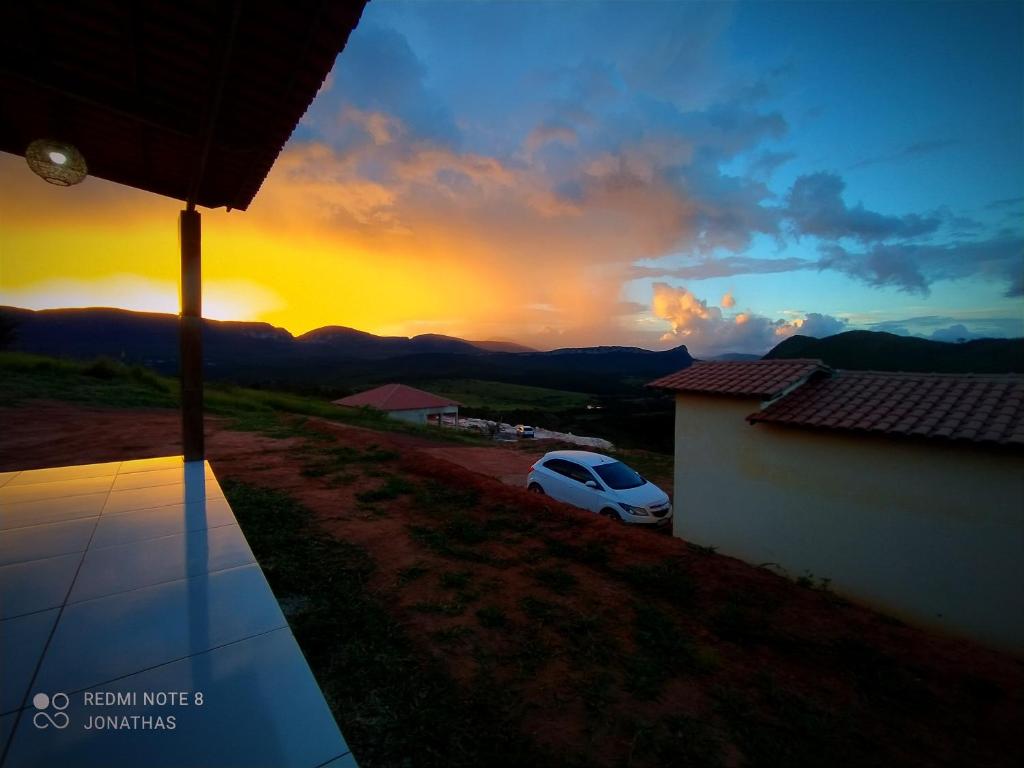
[{"left": 0, "top": 457, "right": 355, "bottom": 768}]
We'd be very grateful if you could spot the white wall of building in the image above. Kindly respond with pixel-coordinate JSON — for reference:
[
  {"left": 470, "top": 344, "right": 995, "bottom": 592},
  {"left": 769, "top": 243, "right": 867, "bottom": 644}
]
[
  {"left": 673, "top": 393, "right": 1024, "bottom": 652},
  {"left": 386, "top": 406, "right": 458, "bottom": 425}
]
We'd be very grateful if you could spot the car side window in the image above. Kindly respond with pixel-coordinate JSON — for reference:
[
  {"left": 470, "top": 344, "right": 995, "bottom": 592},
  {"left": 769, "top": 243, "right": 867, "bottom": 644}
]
[
  {"left": 543, "top": 459, "right": 573, "bottom": 477},
  {"left": 565, "top": 462, "right": 599, "bottom": 486}
]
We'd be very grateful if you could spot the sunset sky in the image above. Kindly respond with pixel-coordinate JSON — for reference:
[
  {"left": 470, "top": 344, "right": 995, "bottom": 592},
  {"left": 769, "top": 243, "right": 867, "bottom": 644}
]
[{"left": 1, "top": 1, "right": 1021, "bottom": 357}]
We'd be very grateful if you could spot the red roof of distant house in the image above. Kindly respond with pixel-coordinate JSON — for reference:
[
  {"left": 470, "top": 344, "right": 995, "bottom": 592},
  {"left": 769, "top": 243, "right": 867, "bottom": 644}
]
[
  {"left": 333, "top": 384, "right": 460, "bottom": 412},
  {"left": 648, "top": 359, "right": 829, "bottom": 399},
  {"left": 748, "top": 371, "right": 1024, "bottom": 446}
]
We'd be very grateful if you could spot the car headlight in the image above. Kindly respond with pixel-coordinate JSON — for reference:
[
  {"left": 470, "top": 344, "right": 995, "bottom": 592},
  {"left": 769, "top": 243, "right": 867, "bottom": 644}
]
[{"left": 618, "top": 502, "right": 649, "bottom": 516}]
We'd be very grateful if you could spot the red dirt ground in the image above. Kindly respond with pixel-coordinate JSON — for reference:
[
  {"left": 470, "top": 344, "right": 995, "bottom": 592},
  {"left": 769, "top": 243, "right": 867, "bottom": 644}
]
[{"left": 2, "top": 401, "right": 1022, "bottom": 767}]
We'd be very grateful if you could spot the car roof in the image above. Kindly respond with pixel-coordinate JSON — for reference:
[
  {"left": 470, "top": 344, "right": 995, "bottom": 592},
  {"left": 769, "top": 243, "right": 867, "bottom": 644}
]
[{"left": 541, "top": 450, "right": 617, "bottom": 467}]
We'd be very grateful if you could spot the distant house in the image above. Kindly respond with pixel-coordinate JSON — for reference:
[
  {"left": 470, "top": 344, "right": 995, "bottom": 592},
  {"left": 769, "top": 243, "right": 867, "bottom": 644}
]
[
  {"left": 333, "top": 383, "right": 460, "bottom": 426},
  {"left": 650, "top": 359, "right": 1024, "bottom": 651}
]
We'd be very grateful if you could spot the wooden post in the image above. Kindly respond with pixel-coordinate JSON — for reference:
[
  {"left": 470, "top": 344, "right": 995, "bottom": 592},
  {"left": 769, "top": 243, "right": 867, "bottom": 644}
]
[{"left": 180, "top": 208, "right": 204, "bottom": 461}]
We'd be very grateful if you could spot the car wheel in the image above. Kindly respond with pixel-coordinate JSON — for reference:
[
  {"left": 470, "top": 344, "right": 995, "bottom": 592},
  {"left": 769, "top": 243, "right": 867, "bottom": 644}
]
[
  {"left": 528, "top": 483, "right": 545, "bottom": 495},
  {"left": 600, "top": 507, "right": 623, "bottom": 523}
]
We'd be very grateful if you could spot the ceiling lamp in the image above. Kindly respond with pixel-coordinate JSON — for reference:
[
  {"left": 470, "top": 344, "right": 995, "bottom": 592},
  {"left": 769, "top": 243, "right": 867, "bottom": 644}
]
[{"left": 25, "top": 139, "right": 88, "bottom": 186}]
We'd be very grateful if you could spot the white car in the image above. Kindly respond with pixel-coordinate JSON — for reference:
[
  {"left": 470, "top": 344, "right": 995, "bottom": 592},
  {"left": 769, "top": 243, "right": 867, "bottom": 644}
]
[
  {"left": 516, "top": 424, "right": 536, "bottom": 438},
  {"left": 527, "top": 450, "right": 672, "bottom": 525}
]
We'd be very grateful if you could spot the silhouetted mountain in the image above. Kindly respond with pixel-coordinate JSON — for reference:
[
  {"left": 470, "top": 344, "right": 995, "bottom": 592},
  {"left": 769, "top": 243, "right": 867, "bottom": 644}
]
[
  {"left": 765, "top": 330, "right": 1024, "bottom": 373},
  {"left": 296, "top": 327, "right": 484, "bottom": 358},
  {"left": 0, "top": 306, "right": 693, "bottom": 394},
  {"left": 469, "top": 340, "right": 537, "bottom": 354}
]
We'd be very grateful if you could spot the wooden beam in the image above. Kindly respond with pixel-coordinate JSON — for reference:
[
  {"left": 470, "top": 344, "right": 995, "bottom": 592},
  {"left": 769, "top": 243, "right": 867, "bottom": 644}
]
[{"left": 180, "top": 208, "right": 204, "bottom": 461}]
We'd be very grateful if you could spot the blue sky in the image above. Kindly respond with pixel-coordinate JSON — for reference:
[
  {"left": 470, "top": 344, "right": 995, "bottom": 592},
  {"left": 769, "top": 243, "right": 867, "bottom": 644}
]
[{"left": 292, "top": 0, "right": 1023, "bottom": 354}]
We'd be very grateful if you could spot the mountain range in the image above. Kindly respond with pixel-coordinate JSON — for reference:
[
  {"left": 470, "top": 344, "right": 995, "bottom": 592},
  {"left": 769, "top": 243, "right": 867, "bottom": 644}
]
[
  {"left": 3, "top": 308, "right": 1021, "bottom": 394},
  {"left": 0, "top": 306, "right": 694, "bottom": 394}
]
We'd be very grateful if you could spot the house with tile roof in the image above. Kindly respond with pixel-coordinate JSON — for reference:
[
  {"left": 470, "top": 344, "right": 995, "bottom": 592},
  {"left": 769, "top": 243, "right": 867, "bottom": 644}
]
[
  {"left": 649, "top": 360, "right": 1024, "bottom": 651},
  {"left": 333, "top": 383, "right": 460, "bottom": 427}
]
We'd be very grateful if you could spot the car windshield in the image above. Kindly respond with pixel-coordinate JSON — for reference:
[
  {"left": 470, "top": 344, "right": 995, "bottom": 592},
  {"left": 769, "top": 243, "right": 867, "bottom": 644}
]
[{"left": 593, "top": 461, "right": 645, "bottom": 490}]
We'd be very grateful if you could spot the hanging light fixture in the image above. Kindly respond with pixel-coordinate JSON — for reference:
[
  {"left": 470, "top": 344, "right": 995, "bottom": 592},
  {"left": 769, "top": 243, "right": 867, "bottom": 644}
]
[{"left": 25, "top": 139, "right": 88, "bottom": 186}]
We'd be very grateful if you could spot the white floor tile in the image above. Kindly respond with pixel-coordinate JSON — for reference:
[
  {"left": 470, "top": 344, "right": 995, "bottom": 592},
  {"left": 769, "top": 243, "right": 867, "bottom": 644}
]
[
  {"left": 69, "top": 524, "right": 255, "bottom": 604},
  {"left": 6, "top": 628, "right": 347, "bottom": 768},
  {"left": 117, "top": 456, "right": 185, "bottom": 474},
  {"left": 0, "top": 516, "right": 98, "bottom": 567},
  {"left": 0, "top": 553, "right": 82, "bottom": 619},
  {"left": 34, "top": 564, "right": 287, "bottom": 696},
  {"left": 5, "top": 462, "right": 120, "bottom": 487},
  {"left": 102, "top": 482, "right": 221, "bottom": 517},
  {"left": 110, "top": 464, "right": 217, "bottom": 492},
  {"left": 0, "top": 493, "right": 109, "bottom": 531},
  {"left": 0, "top": 474, "right": 115, "bottom": 506},
  {"left": 0, "top": 608, "right": 60, "bottom": 714},
  {"left": 90, "top": 497, "right": 236, "bottom": 550}
]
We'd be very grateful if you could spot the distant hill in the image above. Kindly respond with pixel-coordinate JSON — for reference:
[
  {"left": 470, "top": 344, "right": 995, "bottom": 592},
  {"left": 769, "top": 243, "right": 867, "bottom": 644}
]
[
  {"left": 765, "top": 330, "right": 1024, "bottom": 373},
  {"left": 0, "top": 306, "right": 693, "bottom": 394},
  {"left": 469, "top": 340, "right": 537, "bottom": 354}
]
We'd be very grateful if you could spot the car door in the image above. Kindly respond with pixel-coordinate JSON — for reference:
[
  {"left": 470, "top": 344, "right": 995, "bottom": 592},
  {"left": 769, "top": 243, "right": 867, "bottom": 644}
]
[
  {"left": 540, "top": 459, "right": 576, "bottom": 505},
  {"left": 562, "top": 461, "right": 605, "bottom": 513}
]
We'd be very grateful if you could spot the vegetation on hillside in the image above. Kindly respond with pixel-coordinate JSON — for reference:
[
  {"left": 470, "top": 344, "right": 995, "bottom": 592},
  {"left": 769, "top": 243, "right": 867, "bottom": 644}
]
[
  {"left": 0, "top": 352, "right": 484, "bottom": 445},
  {"left": 765, "top": 331, "right": 1024, "bottom": 373}
]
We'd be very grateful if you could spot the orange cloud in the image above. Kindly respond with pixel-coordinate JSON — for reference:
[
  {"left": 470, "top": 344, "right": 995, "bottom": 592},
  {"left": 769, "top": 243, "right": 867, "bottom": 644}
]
[{"left": 721, "top": 291, "right": 736, "bottom": 308}]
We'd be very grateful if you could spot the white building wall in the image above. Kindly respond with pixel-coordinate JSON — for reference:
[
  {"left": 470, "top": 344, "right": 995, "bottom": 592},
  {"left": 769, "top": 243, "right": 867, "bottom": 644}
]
[
  {"left": 386, "top": 406, "right": 458, "bottom": 425},
  {"left": 673, "top": 393, "right": 1024, "bottom": 652}
]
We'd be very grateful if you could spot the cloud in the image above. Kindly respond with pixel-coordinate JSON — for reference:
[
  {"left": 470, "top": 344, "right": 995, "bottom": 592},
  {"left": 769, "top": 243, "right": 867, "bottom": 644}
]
[
  {"left": 928, "top": 324, "right": 975, "bottom": 343},
  {"left": 868, "top": 314, "right": 1024, "bottom": 339},
  {"left": 629, "top": 255, "right": 813, "bottom": 281},
  {"left": 310, "top": 25, "right": 460, "bottom": 148},
  {"left": 721, "top": 291, "right": 736, "bottom": 308},
  {"left": 848, "top": 138, "right": 957, "bottom": 170},
  {"left": 748, "top": 150, "right": 796, "bottom": 179},
  {"left": 985, "top": 196, "right": 1024, "bottom": 210},
  {"left": 795, "top": 312, "right": 847, "bottom": 338},
  {"left": 0, "top": 275, "right": 283, "bottom": 323},
  {"left": 650, "top": 283, "right": 845, "bottom": 356},
  {"left": 786, "top": 172, "right": 941, "bottom": 242},
  {"left": 818, "top": 234, "right": 1024, "bottom": 296}
]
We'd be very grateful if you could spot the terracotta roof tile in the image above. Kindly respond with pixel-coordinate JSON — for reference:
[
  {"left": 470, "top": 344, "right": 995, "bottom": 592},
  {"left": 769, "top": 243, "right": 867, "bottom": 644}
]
[
  {"left": 648, "top": 359, "right": 829, "bottom": 399},
  {"left": 749, "top": 371, "right": 1024, "bottom": 446},
  {"left": 333, "top": 383, "right": 460, "bottom": 412}
]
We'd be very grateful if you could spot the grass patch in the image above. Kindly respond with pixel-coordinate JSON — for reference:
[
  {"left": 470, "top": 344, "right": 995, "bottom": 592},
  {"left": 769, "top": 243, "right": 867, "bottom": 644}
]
[
  {"left": 0, "top": 352, "right": 489, "bottom": 445},
  {"left": 620, "top": 559, "right": 696, "bottom": 608},
  {"left": 475, "top": 605, "right": 508, "bottom": 628},
  {"left": 356, "top": 476, "right": 415, "bottom": 504},
  {"left": 440, "top": 570, "right": 473, "bottom": 590},
  {"left": 627, "top": 601, "right": 718, "bottom": 698},
  {"left": 397, "top": 564, "right": 430, "bottom": 585},
  {"left": 519, "top": 596, "right": 560, "bottom": 622},
  {"left": 222, "top": 480, "right": 547, "bottom": 767},
  {"left": 423, "top": 378, "right": 589, "bottom": 411},
  {"left": 530, "top": 566, "right": 578, "bottom": 595}
]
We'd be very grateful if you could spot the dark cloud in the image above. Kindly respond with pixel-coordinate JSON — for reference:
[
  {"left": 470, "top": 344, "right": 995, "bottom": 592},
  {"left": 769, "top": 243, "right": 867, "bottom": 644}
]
[
  {"left": 818, "top": 235, "right": 1024, "bottom": 296},
  {"left": 629, "top": 255, "right": 814, "bottom": 281},
  {"left": 787, "top": 172, "right": 941, "bottom": 242},
  {"left": 323, "top": 25, "right": 460, "bottom": 148},
  {"left": 748, "top": 150, "right": 796, "bottom": 179},
  {"left": 985, "top": 195, "right": 1024, "bottom": 210},
  {"left": 849, "top": 139, "right": 958, "bottom": 170},
  {"left": 868, "top": 315, "right": 1024, "bottom": 340}
]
